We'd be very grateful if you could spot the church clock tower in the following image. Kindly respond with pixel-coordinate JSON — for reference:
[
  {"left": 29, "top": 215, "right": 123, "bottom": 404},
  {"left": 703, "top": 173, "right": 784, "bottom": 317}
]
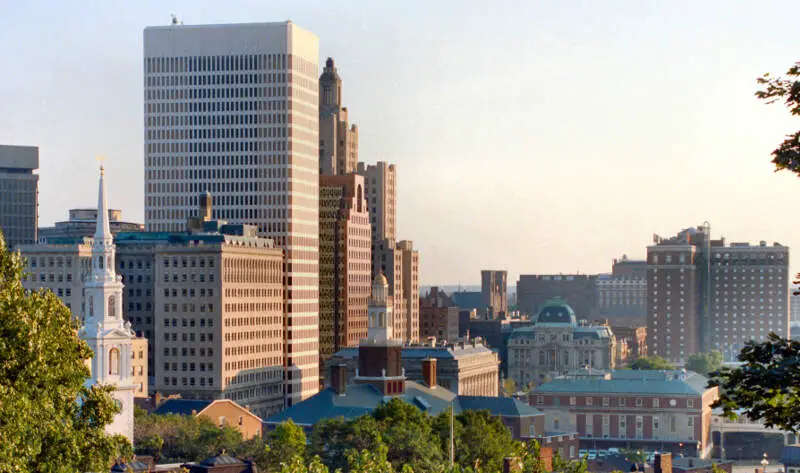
[{"left": 79, "top": 164, "right": 135, "bottom": 441}]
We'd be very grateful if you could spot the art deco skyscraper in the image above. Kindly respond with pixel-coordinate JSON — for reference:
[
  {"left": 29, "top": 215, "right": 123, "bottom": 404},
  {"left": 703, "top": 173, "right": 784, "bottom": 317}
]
[
  {"left": 319, "top": 58, "right": 358, "bottom": 176},
  {"left": 143, "top": 21, "right": 320, "bottom": 405}
]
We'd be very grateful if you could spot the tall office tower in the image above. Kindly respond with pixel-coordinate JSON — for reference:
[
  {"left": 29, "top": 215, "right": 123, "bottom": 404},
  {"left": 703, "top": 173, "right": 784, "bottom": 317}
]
[
  {"left": 143, "top": 21, "right": 321, "bottom": 405},
  {"left": 398, "top": 240, "right": 420, "bottom": 343},
  {"left": 481, "top": 270, "right": 508, "bottom": 318},
  {"left": 0, "top": 145, "right": 38, "bottom": 247},
  {"left": 357, "top": 161, "right": 396, "bottom": 278},
  {"left": 319, "top": 58, "right": 358, "bottom": 176},
  {"left": 647, "top": 226, "right": 790, "bottom": 363},
  {"left": 318, "top": 174, "right": 371, "bottom": 380}
]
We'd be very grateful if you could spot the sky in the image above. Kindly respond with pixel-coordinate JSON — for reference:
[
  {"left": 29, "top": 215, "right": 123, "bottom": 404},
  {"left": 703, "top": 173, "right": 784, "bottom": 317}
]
[{"left": 2, "top": 0, "right": 800, "bottom": 286}]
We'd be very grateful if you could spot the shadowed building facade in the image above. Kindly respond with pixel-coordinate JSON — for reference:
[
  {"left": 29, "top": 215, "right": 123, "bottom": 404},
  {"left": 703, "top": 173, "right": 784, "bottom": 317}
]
[
  {"left": 318, "top": 174, "right": 371, "bottom": 382},
  {"left": 0, "top": 144, "right": 38, "bottom": 247}
]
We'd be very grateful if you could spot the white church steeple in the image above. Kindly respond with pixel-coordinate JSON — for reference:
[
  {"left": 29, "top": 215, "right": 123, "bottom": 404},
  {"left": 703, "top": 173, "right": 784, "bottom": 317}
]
[{"left": 80, "top": 164, "right": 135, "bottom": 442}]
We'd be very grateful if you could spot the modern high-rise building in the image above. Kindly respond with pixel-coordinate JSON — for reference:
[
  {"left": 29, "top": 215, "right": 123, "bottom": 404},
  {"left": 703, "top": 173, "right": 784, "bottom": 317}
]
[
  {"left": 481, "top": 270, "right": 508, "bottom": 317},
  {"left": 357, "top": 161, "right": 396, "bottom": 276},
  {"left": 647, "top": 226, "right": 790, "bottom": 362},
  {"left": 143, "top": 21, "right": 321, "bottom": 405},
  {"left": 319, "top": 58, "right": 358, "bottom": 176},
  {"left": 318, "top": 174, "right": 371, "bottom": 380},
  {"left": 0, "top": 145, "right": 38, "bottom": 247}
]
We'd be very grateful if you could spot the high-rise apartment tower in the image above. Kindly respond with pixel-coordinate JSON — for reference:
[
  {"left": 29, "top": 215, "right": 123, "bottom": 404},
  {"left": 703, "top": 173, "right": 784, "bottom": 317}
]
[{"left": 0, "top": 145, "right": 38, "bottom": 247}]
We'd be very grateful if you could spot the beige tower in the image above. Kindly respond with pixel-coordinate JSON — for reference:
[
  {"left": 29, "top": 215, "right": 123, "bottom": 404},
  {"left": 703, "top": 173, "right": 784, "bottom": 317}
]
[
  {"left": 319, "top": 58, "right": 359, "bottom": 176},
  {"left": 319, "top": 174, "right": 371, "bottom": 382}
]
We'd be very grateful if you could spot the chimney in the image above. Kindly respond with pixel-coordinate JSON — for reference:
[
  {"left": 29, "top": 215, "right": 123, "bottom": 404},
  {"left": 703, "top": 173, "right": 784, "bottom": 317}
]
[
  {"left": 539, "top": 447, "right": 553, "bottom": 472},
  {"left": 422, "top": 358, "right": 437, "bottom": 388},
  {"left": 654, "top": 453, "right": 672, "bottom": 473},
  {"left": 330, "top": 364, "right": 348, "bottom": 395},
  {"left": 502, "top": 457, "right": 522, "bottom": 473}
]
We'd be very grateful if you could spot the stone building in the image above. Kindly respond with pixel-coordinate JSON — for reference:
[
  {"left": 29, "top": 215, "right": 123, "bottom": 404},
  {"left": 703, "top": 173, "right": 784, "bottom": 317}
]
[
  {"left": 39, "top": 208, "right": 143, "bottom": 242},
  {"left": 420, "top": 286, "right": 460, "bottom": 342},
  {"left": 328, "top": 338, "right": 500, "bottom": 397},
  {"left": 507, "top": 298, "right": 616, "bottom": 387},
  {"left": 516, "top": 274, "right": 597, "bottom": 320},
  {"left": 318, "top": 174, "right": 371, "bottom": 382},
  {"left": 0, "top": 144, "right": 38, "bottom": 247}
]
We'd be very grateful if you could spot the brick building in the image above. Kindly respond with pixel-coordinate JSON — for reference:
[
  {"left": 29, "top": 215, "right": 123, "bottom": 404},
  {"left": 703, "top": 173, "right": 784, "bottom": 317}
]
[
  {"left": 531, "top": 369, "right": 719, "bottom": 457},
  {"left": 420, "top": 286, "right": 460, "bottom": 342}
]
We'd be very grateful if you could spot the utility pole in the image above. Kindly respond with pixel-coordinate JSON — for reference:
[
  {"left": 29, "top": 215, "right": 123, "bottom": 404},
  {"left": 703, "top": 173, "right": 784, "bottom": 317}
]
[{"left": 450, "top": 402, "right": 455, "bottom": 466}]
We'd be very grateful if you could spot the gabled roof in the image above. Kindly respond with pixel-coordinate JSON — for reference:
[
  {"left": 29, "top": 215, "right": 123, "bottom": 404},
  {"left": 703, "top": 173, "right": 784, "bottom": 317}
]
[{"left": 200, "top": 454, "right": 245, "bottom": 466}]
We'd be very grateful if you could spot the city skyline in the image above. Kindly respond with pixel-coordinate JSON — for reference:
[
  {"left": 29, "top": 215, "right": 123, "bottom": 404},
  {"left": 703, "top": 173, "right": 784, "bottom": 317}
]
[{"left": 4, "top": 1, "right": 800, "bottom": 284}]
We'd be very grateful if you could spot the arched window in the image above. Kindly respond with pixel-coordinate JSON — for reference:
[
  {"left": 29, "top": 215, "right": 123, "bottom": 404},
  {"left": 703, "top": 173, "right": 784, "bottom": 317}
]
[
  {"left": 108, "top": 296, "right": 116, "bottom": 318},
  {"left": 109, "top": 348, "right": 120, "bottom": 375},
  {"left": 98, "top": 256, "right": 104, "bottom": 269}
]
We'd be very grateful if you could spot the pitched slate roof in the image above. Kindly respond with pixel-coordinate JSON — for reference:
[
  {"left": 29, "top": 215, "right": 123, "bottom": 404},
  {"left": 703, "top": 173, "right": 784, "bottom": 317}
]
[
  {"left": 154, "top": 399, "right": 213, "bottom": 416},
  {"left": 266, "top": 381, "right": 543, "bottom": 427},
  {"left": 457, "top": 396, "right": 540, "bottom": 417},
  {"left": 534, "top": 370, "right": 710, "bottom": 396}
]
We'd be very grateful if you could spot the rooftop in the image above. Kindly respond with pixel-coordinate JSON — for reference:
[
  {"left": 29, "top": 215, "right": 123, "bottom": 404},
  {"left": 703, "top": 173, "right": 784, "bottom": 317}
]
[{"left": 534, "top": 370, "right": 711, "bottom": 396}]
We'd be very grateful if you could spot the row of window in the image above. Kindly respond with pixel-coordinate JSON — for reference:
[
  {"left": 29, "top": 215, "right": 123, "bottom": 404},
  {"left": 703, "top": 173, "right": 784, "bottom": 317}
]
[
  {"left": 163, "top": 362, "right": 214, "bottom": 372},
  {"left": 537, "top": 395, "right": 696, "bottom": 408},
  {"left": 163, "top": 347, "right": 214, "bottom": 357},
  {"left": 163, "top": 332, "right": 214, "bottom": 343}
]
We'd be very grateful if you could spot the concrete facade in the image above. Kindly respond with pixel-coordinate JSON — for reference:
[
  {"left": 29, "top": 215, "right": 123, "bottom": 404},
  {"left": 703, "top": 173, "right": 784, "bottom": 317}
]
[
  {"left": 318, "top": 58, "right": 358, "bottom": 176},
  {"left": 398, "top": 240, "right": 420, "bottom": 343},
  {"left": 318, "top": 174, "right": 371, "bottom": 381},
  {"left": 358, "top": 161, "right": 396, "bottom": 258},
  {"left": 596, "top": 274, "right": 647, "bottom": 327},
  {"left": 143, "top": 21, "right": 321, "bottom": 405},
  {"left": 0, "top": 145, "right": 38, "bottom": 247}
]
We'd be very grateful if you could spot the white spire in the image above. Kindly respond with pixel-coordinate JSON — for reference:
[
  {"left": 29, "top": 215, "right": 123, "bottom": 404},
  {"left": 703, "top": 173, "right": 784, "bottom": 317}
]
[{"left": 94, "top": 165, "right": 112, "bottom": 244}]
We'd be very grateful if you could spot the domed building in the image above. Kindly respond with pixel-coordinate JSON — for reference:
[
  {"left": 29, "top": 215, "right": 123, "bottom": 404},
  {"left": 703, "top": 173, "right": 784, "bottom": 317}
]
[{"left": 507, "top": 298, "right": 616, "bottom": 389}]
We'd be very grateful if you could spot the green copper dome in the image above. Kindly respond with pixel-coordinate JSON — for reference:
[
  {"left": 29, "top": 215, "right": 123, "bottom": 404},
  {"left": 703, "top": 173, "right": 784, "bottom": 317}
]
[{"left": 536, "top": 298, "right": 577, "bottom": 327}]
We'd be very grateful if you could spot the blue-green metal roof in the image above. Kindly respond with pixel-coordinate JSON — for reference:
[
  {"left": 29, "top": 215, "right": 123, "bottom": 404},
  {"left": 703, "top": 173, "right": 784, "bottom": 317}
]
[{"left": 533, "top": 370, "right": 710, "bottom": 395}]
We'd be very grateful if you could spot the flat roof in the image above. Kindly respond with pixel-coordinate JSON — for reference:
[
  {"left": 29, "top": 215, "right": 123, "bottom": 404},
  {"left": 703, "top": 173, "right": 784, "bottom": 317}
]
[{"left": 0, "top": 145, "right": 39, "bottom": 170}]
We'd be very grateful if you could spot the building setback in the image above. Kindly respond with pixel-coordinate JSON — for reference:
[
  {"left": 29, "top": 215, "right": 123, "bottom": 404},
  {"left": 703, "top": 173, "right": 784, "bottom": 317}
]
[
  {"left": 0, "top": 144, "right": 38, "bottom": 247},
  {"left": 318, "top": 174, "right": 371, "bottom": 381},
  {"left": 143, "top": 20, "right": 321, "bottom": 405},
  {"left": 318, "top": 58, "right": 358, "bottom": 176}
]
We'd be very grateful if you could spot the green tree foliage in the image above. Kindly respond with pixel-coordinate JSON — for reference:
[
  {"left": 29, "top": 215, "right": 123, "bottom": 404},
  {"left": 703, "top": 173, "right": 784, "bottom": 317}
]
[
  {"left": 755, "top": 62, "right": 800, "bottom": 175},
  {"left": 0, "top": 233, "right": 131, "bottom": 472},
  {"left": 685, "top": 351, "right": 723, "bottom": 376},
  {"left": 501, "top": 378, "right": 517, "bottom": 396},
  {"left": 710, "top": 333, "right": 800, "bottom": 433},
  {"left": 452, "top": 410, "right": 518, "bottom": 473},
  {"left": 134, "top": 408, "right": 254, "bottom": 463},
  {"left": 620, "top": 448, "right": 647, "bottom": 465},
  {"left": 372, "top": 398, "right": 445, "bottom": 473},
  {"left": 629, "top": 355, "right": 675, "bottom": 370},
  {"left": 264, "top": 419, "right": 307, "bottom": 472}
]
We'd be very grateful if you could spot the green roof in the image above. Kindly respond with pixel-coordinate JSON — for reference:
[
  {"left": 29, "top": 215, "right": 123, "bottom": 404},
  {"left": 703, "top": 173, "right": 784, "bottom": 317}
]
[{"left": 533, "top": 370, "right": 710, "bottom": 396}]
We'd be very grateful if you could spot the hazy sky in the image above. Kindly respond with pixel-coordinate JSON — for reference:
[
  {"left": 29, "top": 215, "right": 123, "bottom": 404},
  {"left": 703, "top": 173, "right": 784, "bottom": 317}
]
[{"left": 3, "top": 1, "right": 800, "bottom": 285}]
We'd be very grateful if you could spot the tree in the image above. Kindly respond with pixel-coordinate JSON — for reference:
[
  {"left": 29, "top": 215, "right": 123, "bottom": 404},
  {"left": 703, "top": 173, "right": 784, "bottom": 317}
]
[
  {"left": 372, "top": 398, "right": 445, "bottom": 473},
  {"left": 502, "top": 378, "right": 517, "bottom": 396},
  {"left": 629, "top": 356, "right": 675, "bottom": 370},
  {"left": 755, "top": 62, "right": 800, "bottom": 175},
  {"left": 264, "top": 420, "right": 308, "bottom": 472},
  {"left": 453, "top": 410, "right": 520, "bottom": 473},
  {"left": 310, "top": 415, "right": 384, "bottom": 472},
  {"left": 710, "top": 333, "right": 800, "bottom": 433},
  {"left": 685, "top": 351, "right": 723, "bottom": 376},
  {"left": 0, "top": 233, "right": 131, "bottom": 471}
]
